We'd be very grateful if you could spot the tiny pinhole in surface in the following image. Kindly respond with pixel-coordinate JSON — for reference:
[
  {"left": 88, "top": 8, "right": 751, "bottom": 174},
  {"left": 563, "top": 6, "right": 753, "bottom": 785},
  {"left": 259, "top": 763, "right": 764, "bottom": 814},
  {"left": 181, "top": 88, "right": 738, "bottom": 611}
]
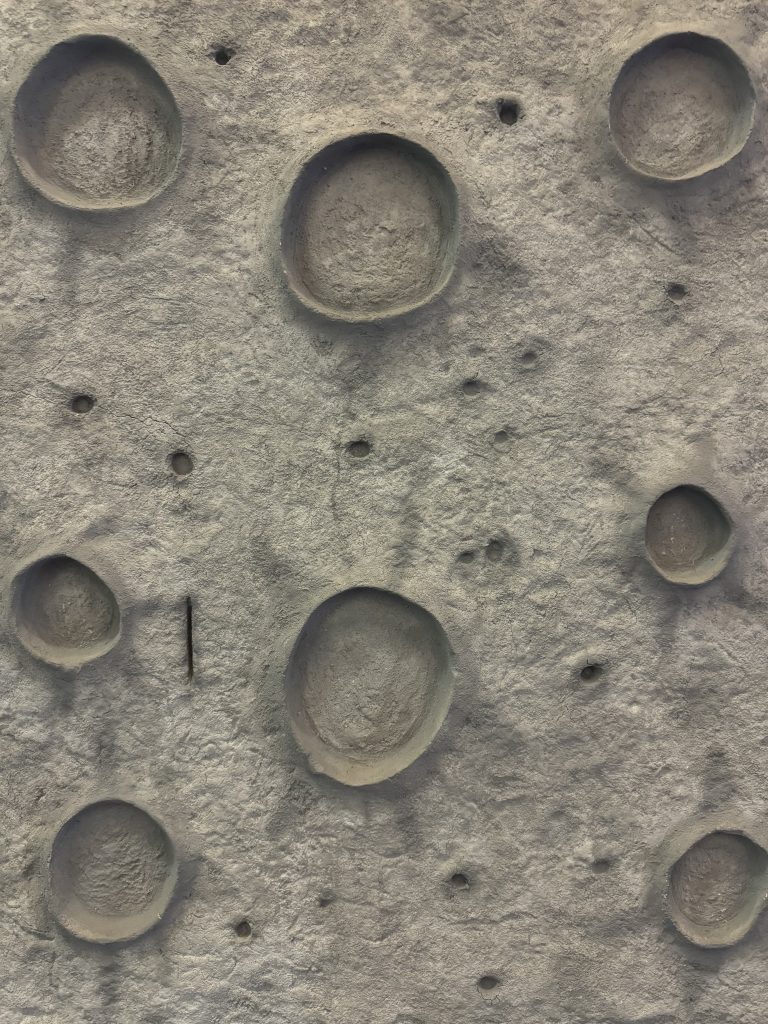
[
  {"left": 666, "top": 282, "right": 688, "bottom": 302},
  {"left": 485, "top": 539, "right": 505, "bottom": 562},
  {"left": 449, "top": 872, "right": 470, "bottom": 890},
  {"left": 346, "top": 439, "right": 371, "bottom": 459},
  {"left": 213, "top": 46, "right": 234, "bottom": 65},
  {"left": 461, "top": 378, "right": 487, "bottom": 397},
  {"left": 234, "top": 919, "right": 251, "bottom": 939},
  {"left": 170, "top": 451, "right": 194, "bottom": 477},
  {"left": 318, "top": 893, "right": 334, "bottom": 908},
  {"left": 579, "top": 663, "right": 604, "bottom": 682},
  {"left": 70, "top": 394, "right": 95, "bottom": 414},
  {"left": 458, "top": 550, "right": 476, "bottom": 564},
  {"left": 497, "top": 98, "right": 520, "bottom": 125},
  {"left": 478, "top": 975, "right": 500, "bottom": 991}
]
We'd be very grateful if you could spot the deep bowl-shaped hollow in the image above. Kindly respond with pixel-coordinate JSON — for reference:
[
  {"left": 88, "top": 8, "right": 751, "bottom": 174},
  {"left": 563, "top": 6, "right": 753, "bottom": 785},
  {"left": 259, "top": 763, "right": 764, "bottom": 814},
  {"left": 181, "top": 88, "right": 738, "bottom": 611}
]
[
  {"left": 609, "top": 32, "right": 755, "bottom": 181},
  {"left": 12, "top": 34, "right": 182, "bottom": 210},
  {"left": 666, "top": 829, "right": 768, "bottom": 947},
  {"left": 284, "top": 587, "right": 454, "bottom": 785},
  {"left": 280, "top": 132, "right": 460, "bottom": 321},
  {"left": 11, "top": 554, "right": 121, "bottom": 668},
  {"left": 49, "top": 799, "right": 177, "bottom": 944},
  {"left": 645, "top": 485, "right": 733, "bottom": 585}
]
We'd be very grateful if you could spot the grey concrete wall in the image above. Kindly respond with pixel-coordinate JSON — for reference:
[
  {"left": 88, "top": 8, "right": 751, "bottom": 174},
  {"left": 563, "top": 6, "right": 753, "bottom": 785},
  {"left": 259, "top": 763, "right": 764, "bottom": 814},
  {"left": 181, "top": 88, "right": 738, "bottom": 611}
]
[{"left": 1, "top": 2, "right": 767, "bottom": 1022}]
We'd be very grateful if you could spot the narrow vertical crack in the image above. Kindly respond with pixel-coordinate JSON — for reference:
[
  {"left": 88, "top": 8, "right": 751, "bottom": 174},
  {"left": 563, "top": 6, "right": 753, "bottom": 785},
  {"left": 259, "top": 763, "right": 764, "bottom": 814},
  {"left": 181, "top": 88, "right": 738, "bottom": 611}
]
[{"left": 185, "top": 597, "right": 194, "bottom": 679}]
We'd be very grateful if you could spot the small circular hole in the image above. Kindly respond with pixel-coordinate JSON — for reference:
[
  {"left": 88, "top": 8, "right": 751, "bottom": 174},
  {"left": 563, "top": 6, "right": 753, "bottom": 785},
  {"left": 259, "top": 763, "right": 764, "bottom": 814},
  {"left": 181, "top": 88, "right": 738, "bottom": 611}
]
[
  {"left": 70, "top": 394, "right": 94, "bottom": 414},
  {"left": 478, "top": 975, "right": 499, "bottom": 991},
  {"left": 520, "top": 350, "right": 538, "bottom": 368},
  {"left": 214, "top": 47, "right": 233, "bottom": 65},
  {"left": 458, "top": 550, "right": 476, "bottom": 564},
  {"left": 347, "top": 439, "right": 371, "bottom": 458},
  {"left": 461, "top": 378, "right": 486, "bottom": 397},
  {"left": 580, "top": 663, "right": 604, "bottom": 682},
  {"left": 234, "top": 919, "right": 251, "bottom": 938},
  {"left": 493, "top": 430, "right": 510, "bottom": 446},
  {"left": 450, "top": 872, "right": 470, "bottom": 889},
  {"left": 485, "top": 539, "right": 504, "bottom": 562},
  {"left": 170, "top": 451, "right": 194, "bottom": 477},
  {"left": 318, "top": 893, "right": 334, "bottom": 908},
  {"left": 592, "top": 858, "right": 612, "bottom": 873},
  {"left": 666, "top": 282, "right": 687, "bottom": 302},
  {"left": 497, "top": 99, "right": 520, "bottom": 125}
]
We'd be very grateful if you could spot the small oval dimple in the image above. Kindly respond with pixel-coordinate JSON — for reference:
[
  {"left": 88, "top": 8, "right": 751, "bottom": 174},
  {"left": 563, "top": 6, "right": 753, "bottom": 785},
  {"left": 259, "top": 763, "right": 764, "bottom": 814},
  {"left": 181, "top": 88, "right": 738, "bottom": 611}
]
[
  {"left": 49, "top": 799, "right": 177, "bottom": 944},
  {"left": 609, "top": 32, "right": 755, "bottom": 181},
  {"left": 12, "top": 35, "right": 182, "bottom": 210},
  {"left": 645, "top": 485, "right": 733, "bottom": 585},
  {"left": 280, "top": 133, "right": 459, "bottom": 321},
  {"left": 284, "top": 588, "right": 454, "bottom": 785},
  {"left": 667, "top": 829, "right": 768, "bottom": 947},
  {"left": 12, "top": 554, "right": 121, "bottom": 668}
]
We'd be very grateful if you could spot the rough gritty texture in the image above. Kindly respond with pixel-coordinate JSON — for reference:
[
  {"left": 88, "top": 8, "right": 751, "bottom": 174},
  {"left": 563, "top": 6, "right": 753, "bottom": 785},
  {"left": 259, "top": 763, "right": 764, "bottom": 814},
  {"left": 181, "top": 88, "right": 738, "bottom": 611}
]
[
  {"left": 284, "top": 135, "right": 457, "bottom": 317},
  {"left": 50, "top": 800, "right": 175, "bottom": 943},
  {"left": 285, "top": 587, "right": 453, "bottom": 784},
  {"left": 609, "top": 35, "right": 754, "bottom": 179},
  {"left": 12, "top": 35, "right": 182, "bottom": 208},
  {"left": 13, "top": 555, "right": 121, "bottom": 664},
  {"left": 668, "top": 832, "right": 767, "bottom": 933},
  {"left": 2, "top": 1, "right": 768, "bottom": 1023}
]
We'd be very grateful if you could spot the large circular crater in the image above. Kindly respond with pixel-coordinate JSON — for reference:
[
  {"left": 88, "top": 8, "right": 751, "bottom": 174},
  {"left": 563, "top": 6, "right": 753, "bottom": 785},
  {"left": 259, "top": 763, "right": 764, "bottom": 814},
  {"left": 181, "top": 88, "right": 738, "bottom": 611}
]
[
  {"left": 667, "top": 829, "right": 768, "bottom": 947},
  {"left": 645, "top": 485, "right": 733, "bottom": 585},
  {"left": 11, "top": 554, "right": 121, "bottom": 668},
  {"left": 49, "top": 799, "right": 177, "bottom": 944},
  {"left": 280, "top": 133, "right": 460, "bottom": 321},
  {"left": 284, "top": 587, "right": 454, "bottom": 785},
  {"left": 609, "top": 32, "right": 755, "bottom": 180},
  {"left": 12, "top": 34, "right": 182, "bottom": 210}
]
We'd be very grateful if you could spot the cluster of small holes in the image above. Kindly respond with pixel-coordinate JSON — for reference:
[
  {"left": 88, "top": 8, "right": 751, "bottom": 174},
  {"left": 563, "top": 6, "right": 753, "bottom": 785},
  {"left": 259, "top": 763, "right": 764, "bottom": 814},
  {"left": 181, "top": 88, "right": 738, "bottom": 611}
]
[{"left": 459, "top": 540, "right": 506, "bottom": 564}]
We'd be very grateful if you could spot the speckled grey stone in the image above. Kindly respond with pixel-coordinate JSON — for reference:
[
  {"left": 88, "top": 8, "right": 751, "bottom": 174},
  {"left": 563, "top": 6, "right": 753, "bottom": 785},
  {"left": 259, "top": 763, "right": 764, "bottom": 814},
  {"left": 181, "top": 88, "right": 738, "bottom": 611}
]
[{"left": 1, "top": 2, "right": 768, "bottom": 1023}]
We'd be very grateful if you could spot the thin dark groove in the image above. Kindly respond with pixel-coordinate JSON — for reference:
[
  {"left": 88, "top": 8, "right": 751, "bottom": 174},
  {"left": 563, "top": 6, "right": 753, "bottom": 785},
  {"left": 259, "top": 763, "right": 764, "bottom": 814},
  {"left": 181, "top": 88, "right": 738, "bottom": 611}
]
[{"left": 185, "top": 596, "right": 194, "bottom": 679}]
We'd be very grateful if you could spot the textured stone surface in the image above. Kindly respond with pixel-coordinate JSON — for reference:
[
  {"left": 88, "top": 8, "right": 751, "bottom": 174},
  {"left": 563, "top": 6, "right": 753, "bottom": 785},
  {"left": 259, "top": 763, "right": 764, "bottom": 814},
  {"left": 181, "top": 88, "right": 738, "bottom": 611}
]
[{"left": 2, "top": 1, "right": 768, "bottom": 1022}]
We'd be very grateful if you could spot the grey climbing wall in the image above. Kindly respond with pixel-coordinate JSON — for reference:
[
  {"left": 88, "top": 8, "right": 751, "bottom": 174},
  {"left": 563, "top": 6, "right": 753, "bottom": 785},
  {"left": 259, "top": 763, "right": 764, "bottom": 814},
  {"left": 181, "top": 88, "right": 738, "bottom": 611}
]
[{"left": 1, "top": 2, "right": 767, "bottom": 1023}]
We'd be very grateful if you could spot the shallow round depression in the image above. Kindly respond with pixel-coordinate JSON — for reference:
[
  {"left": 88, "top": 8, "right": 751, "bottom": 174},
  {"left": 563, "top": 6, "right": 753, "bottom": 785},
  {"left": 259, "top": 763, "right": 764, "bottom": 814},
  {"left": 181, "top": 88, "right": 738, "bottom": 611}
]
[
  {"left": 280, "top": 133, "right": 460, "bottom": 321},
  {"left": 609, "top": 32, "right": 755, "bottom": 180},
  {"left": 645, "top": 485, "right": 733, "bottom": 585},
  {"left": 12, "top": 34, "right": 182, "bottom": 210},
  {"left": 285, "top": 587, "right": 454, "bottom": 785},
  {"left": 50, "top": 800, "right": 177, "bottom": 944},
  {"left": 12, "top": 554, "right": 121, "bottom": 668},
  {"left": 667, "top": 830, "right": 768, "bottom": 947}
]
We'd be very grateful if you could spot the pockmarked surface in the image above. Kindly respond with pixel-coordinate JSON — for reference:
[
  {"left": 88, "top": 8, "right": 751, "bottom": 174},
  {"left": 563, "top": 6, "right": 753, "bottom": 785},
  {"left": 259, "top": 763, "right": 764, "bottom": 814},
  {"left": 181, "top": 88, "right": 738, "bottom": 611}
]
[{"left": 1, "top": 1, "right": 768, "bottom": 1022}]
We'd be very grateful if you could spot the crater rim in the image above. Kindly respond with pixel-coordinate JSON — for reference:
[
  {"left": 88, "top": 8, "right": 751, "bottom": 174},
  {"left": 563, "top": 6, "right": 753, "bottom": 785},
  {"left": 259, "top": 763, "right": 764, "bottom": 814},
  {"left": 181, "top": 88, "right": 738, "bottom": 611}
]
[{"left": 278, "top": 130, "right": 461, "bottom": 323}]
